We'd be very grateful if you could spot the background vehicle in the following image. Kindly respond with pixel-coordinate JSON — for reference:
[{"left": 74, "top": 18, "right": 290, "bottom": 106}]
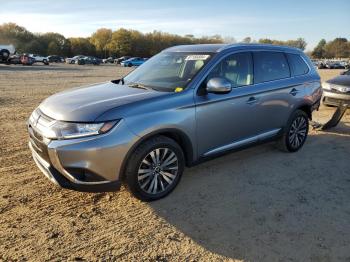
[
  {"left": 77, "top": 56, "right": 101, "bottom": 65},
  {"left": 322, "top": 69, "right": 350, "bottom": 106},
  {"left": 66, "top": 55, "right": 85, "bottom": 64},
  {"left": 0, "top": 44, "right": 16, "bottom": 62},
  {"left": 115, "top": 56, "right": 131, "bottom": 64},
  {"left": 103, "top": 57, "right": 115, "bottom": 63},
  {"left": 7, "top": 54, "right": 35, "bottom": 65},
  {"left": 327, "top": 62, "right": 345, "bottom": 69},
  {"left": 48, "top": 55, "right": 64, "bottom": 63},
  {"left": 29, "top": 54, "right": 49, "bottom": 65},
  {"left": 121, "top": 57, "right": 146, "bottom": 67}
]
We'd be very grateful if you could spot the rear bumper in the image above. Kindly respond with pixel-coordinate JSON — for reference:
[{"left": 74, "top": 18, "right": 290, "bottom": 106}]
[
  {"left": 322, "top": 89, "right": 350, "bottom": 106},
  {"left": 29, "top": 141, "right": 121, "bottom": 192}
]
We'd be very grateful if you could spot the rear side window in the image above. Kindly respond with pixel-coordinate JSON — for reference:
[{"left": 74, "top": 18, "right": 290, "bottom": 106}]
[
  {"left": 286, "top": 53, "right": 309, "bottom": 76},
  {"left": 253, "top": 52, "right": 290, "bottom": 83}
]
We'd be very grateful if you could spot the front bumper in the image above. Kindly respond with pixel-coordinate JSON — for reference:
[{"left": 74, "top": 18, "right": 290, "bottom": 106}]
[
  {"left": 28, "top": 119, "right": 138, "bottom": 192},
  {"left": 29, "top": 142, "right": 121, "bottom": 192},
  {"left": 322, "top": 89, "right": 350, "bottom": 106}
]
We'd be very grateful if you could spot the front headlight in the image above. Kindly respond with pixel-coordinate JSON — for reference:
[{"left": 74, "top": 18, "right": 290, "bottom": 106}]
[
  {"left": 39, "top": 120, "right": 119, "bottom": 140},
  {"left": 322, "top": 82, "right": 331, "bottom": 90}
]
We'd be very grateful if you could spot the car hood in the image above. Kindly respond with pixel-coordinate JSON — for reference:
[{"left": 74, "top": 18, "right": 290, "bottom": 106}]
[
  {"left": 39, "top": 81, "right": 164, "bottom": 122},
  {"left": 327, "top": 75, "right": 350, "bottom": 86}
]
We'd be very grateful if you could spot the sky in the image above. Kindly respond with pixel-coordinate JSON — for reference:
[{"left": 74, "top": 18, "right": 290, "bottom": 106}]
[{"left": 1, "top": 0, "right": 349, "bottom": 50}]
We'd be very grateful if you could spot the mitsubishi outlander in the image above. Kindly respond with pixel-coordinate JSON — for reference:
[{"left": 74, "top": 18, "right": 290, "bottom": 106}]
[{"left": 28, "top": 44, "right": 322, "bottom": 201}]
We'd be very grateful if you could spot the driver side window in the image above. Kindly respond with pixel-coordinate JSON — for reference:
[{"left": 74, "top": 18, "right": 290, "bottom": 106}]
[{"left": 206, "top": 52, "right": 253, "bottom": 88}]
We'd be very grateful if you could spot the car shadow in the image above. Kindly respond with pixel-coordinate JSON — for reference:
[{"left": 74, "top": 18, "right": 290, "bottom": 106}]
[{"left": 150, "top": 124, "right": 350, "bottom": 261}]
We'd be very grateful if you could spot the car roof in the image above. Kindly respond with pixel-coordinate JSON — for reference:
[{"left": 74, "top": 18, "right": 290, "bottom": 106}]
[{"left": 163, "top": 43, "right": 303, "bottom": 54}]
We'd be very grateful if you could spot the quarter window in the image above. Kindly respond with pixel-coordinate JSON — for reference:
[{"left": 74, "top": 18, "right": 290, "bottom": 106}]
[
  {"left": 286, "top": 53, "right": 309, "bottom": 76},
  {"left": 206, "top": 52, "right": 253, "bottom": 88},
  {"left": 253, "top": 51, "right": 290, "bottom": 83}
]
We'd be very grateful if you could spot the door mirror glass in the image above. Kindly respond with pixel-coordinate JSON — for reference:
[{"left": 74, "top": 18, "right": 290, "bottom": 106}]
[{"left": 206, "top": 77, "right": 232, "bottom": 94}]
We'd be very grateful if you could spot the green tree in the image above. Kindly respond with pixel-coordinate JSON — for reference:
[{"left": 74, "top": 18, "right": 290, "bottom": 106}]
[
  {"left": 258, "top": 38, "right": 307, "bottom": 50},
  {"left": 110, "top": 28, "right": 132, "bottom": 56},
  {"left": 0, "top": 22, "right": 35, "bottom": 52},
  {"left": 90, "top": 28, "right": 112, "bottom": 58},
  {"left": 324, "top": 38, "right": 349, "bottom": 58},
  {"left": 311, "top": 39, "right": 327, "bottom": 58},
  {"left": 69, "top": 37, "right": 96, "bottom": 56}
]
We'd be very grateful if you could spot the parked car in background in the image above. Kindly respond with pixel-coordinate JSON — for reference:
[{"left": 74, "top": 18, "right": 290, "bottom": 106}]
[
  {"left": 115, "top": 56, "right": 131, "bottom": 64},
  {"left": 0, "top": 44, "right": 16, "bottom": 62},
  {"left": 77, "top": 56, "right": 101, "bottom": 65},
  {"left": 48, "top": 55, "right": 64, "bottom": 63},
  {"left": 322, "top": 69, "right": 350, "bottom": 106},
  {"left": 8, "top": 54, "right": 35, "bottom": 65},
  {"left": 66, "top": 55, "right": 85, "bottom": 64},
  {"left": 103, "top": 57, "right": 115, "bottom": 63},
  {"left": 327, "top": 62, "right": 345, "bottom": 69},
  {"left": 121, "top": 57, "right": 146, "bottom": 67},
  {"left": 29, "top": 54, "right": 49, "bottom": 65},
  {"left": 27, "top": 44, "right": 322, "bottom": 201}
]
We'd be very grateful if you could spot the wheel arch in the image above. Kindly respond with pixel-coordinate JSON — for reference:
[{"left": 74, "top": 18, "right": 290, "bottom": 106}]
[
  {"left": 296, "top": 104, "right": 312, "bottom": 120},
  {"left": 119, "top": 128, "right": 195, "bottom": 180}
]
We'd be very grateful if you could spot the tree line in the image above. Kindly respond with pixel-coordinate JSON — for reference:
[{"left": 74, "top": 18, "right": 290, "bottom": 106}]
[
  {"left": 311, "top": 38, "right": 350, "bottom": 59},
  {"left": 0, "top": 23, "right": 349, "bottom": 58}
]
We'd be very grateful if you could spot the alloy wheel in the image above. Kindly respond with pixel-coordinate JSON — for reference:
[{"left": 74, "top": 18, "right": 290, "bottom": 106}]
[
  {"left": 137, "top": 148, "right": 179, "bottom": 195},
  {"left": 288, "top": 116, "right": 307, "bottom": 149}
]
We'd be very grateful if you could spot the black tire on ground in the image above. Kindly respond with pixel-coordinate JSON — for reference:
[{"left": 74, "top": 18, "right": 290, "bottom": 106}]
[
  {"left": 125, "top": 136, "right": 185, "bottom": 201},
  {"left": 43, "top": 59, "right": 49, "bottom": 65},
  {"left": 277, "top": 109, "right": 309, "bottom": 152},
  {"left": 128, "top": 63, "right": 132, "bottom": 67},
  {"left": 0, "top": 49, "right": 10, "bottom": 61}
]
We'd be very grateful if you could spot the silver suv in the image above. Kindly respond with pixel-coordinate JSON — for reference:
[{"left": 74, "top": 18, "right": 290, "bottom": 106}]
[{"left": 28, "top": 44, "right": 322, "bottom": 201}]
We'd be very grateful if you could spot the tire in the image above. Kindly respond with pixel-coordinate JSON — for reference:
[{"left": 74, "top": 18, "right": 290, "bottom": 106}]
[
  {"left": 278, "top": 110, "right": 309, "bottom": 152},
  {"left": 128, "top": 63, "right": 132, "bottom": 67},
  {"left": 0, "top": 49, "right": 10, "bottom": 61},
  {"left": 43, "top": 59, "right": 49, "bottom": 65},
  {"left": 125, "top": 136, "right": 185, "bottom": 201}
]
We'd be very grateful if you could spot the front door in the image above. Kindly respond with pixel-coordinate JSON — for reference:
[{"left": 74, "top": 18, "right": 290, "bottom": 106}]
[{"left": 195, "top": 52, "right": 261, "bottom": 157}]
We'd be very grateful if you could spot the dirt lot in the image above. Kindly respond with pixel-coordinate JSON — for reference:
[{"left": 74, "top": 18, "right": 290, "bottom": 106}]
[{"left": 0, "top": 64, "right": 349, "bottom": 261}]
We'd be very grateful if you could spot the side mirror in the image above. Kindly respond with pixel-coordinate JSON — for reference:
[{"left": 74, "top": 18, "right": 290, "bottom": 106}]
[{"left": 206, "top": 77, "right": 232, "bottom": 94}]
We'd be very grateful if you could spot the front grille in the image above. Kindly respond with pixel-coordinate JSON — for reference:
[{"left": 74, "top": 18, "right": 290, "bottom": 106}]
[
  {"left": 28, "top": 109, "right": 54, "bottom": 163},
  {"left": 29, "top": 127, "right": 50, "bottom": 163},
  {"left": 324, "top": 97, "right": 343, "bottom": 105}
]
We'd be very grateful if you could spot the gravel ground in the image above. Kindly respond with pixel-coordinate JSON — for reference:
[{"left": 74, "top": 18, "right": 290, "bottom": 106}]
[{"left": 0, "top": 64, "right": 349, "bottom": 261}]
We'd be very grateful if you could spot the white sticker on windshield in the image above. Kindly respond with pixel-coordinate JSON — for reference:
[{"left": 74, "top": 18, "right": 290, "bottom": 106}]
[{"left": 185, "top": 55, "right": 210, "bottom": 61}]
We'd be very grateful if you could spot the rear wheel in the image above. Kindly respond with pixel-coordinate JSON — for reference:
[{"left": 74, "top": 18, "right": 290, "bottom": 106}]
[
  {"left": 278, "top": 110, "right": 309, "bottom": 152},
  {"left": 125, "top": 136, "right": 185, "bottom": 201},
  {"left": 0, "top": 49, "right": 10, "bottom": 61}
]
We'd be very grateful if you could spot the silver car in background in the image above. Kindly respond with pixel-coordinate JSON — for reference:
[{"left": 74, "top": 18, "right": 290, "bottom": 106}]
[{"left": 28, "top": 44, "right": 322, "bottom": 201}]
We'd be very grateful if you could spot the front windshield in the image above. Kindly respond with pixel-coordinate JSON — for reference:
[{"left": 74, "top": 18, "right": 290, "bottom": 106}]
[{"left": 123, "top": 52, "right": 213, "bottom": 92}]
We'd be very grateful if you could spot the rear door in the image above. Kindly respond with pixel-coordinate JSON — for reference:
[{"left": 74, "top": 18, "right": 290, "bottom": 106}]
[{"left": 249, "top": 51, "right": 298, "bottom": 133}]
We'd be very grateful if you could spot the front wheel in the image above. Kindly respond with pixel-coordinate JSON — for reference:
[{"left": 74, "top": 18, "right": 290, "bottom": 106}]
[
  {"left": 125, "top": 136, "right": 185, "bottom": 201},
  {"left": 278, "top": 110, "right": 309, "bottom": 152}
]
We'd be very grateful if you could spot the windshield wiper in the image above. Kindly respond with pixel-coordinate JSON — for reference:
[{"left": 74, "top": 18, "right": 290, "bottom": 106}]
[{"left": 127, "top": 82, "right": 150, "bottom": 90}]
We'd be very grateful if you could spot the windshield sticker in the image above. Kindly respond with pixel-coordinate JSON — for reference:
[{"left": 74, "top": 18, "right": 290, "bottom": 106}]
[{"left": 185, "top": 55, "right": 210, "bottom": 61}]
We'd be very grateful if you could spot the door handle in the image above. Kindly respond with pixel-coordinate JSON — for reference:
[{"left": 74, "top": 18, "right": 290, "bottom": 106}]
[
  {"left": 289, "top": 88, "right": 299, "bottom": 96},
  {"left": 246, "top": 96, "right": 258, "bottom": 105}
]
